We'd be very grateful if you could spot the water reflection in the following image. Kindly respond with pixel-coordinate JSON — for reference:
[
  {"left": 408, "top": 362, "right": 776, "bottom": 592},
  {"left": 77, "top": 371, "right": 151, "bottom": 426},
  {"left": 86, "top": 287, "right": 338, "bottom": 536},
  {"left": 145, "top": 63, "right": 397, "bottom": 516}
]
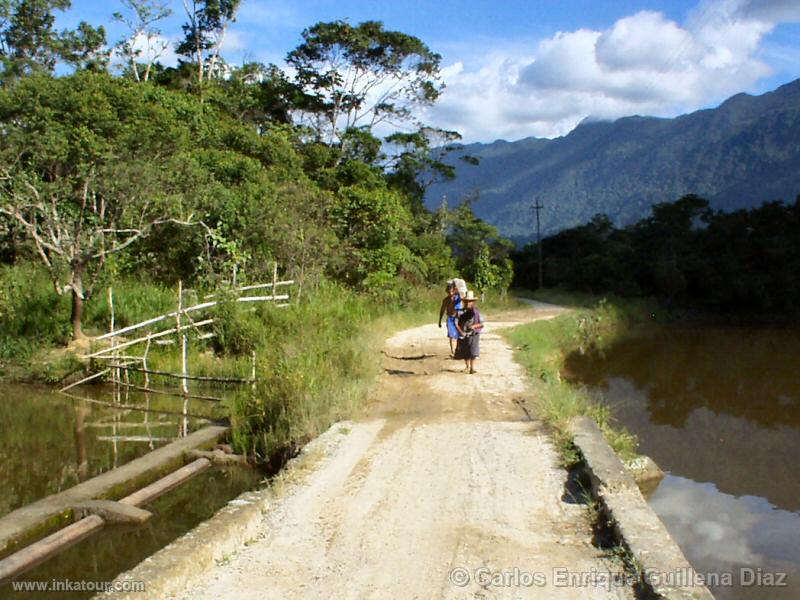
[
  {"left": 651, "top": 475, "right": 800, "bottom": 599},
  {"left": 0, "top": 383, "right": 220, "bottom": 517},
  {"left": 565, "top": 325, "right": 800, "bottom": 600},
  {"left": 567, "top": 326, "right": 800, "bottom": 430},
  {"left": 0, "top": 466, "right": 263, "bottom": 600}
]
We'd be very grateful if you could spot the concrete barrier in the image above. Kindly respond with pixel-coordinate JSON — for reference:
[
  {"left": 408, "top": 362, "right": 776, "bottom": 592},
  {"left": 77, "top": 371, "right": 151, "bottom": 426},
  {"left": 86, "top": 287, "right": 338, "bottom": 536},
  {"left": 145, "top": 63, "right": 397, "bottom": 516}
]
[
  {"left": 95, "top": 420, "right": 360, "bottom": 599},
  {"left": 569, "top": 416, "right": 714, "bottom": 600}
]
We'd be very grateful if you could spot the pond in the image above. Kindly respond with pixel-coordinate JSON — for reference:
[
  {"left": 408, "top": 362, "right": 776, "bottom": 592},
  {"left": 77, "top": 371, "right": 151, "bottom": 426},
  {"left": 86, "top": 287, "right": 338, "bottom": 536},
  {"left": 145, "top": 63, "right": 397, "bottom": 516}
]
[
  {"left": 565, "top": 325, "right": 800, "bottom": 599},
  {"left": 0, "top": 383, "right": 262, "bottom": 598}
]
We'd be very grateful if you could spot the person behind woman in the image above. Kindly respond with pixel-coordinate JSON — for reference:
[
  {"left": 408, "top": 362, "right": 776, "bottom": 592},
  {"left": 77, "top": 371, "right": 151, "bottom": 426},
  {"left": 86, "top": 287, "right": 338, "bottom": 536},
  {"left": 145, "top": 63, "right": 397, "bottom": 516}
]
[
  {"left": 454, "top": 290, "right": 483, "bottom": 374},
  {"left": 438, "top": 282, "right": 463, "bottom": 357}
]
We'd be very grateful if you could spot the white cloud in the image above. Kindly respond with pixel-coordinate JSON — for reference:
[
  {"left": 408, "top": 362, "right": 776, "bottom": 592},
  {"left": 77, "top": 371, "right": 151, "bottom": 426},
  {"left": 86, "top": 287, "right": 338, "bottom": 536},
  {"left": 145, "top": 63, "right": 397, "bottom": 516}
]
[
  {"left": 425, "top": 0, "right": 800, "bottom": 143},
  {"left": 221, "top": 29, "right": 248, "bottom": 54}
]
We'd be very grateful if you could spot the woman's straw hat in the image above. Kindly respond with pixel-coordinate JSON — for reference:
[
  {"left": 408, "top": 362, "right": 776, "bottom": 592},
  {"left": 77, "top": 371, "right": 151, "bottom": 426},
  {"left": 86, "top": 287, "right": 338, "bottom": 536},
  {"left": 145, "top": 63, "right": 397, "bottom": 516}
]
[{"left": 463, "top": 290, "right": 477, "bottom": 301}]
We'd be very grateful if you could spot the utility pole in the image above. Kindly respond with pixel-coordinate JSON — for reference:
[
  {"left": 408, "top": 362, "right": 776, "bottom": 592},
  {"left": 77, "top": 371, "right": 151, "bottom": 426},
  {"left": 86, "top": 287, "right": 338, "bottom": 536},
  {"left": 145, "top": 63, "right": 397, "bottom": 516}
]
[{"left": 533, "top": 199, "right": 544, "bottom": 289}]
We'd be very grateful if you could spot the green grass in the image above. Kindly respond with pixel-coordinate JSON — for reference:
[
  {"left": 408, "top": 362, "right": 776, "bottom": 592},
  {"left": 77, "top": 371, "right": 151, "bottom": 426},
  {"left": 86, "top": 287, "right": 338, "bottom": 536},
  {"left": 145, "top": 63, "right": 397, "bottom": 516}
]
[{"left": 504, "top": 292, "right": 656, "bottom": 463}]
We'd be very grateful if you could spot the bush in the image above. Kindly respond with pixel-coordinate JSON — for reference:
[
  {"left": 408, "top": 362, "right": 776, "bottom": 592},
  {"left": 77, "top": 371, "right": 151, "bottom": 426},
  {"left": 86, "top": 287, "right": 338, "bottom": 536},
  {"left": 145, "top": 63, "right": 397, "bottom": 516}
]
[{"left": 211, "top": 298, "right": 264, "bottom": 356}]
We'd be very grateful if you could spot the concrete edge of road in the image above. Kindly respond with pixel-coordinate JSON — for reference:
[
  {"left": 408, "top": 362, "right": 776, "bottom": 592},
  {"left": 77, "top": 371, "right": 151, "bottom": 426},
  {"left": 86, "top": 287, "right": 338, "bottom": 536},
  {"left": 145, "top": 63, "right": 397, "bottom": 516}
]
[
  {"left": 569, "top": 416, "right": 714, "bottom": 600},
  {"left": 94, "top": 421, "right": 358, "bottom": 600}
]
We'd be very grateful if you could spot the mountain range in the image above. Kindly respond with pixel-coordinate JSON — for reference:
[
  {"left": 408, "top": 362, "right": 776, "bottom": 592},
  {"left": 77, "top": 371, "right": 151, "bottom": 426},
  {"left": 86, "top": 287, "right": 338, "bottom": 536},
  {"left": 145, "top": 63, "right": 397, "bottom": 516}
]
[{"left": 424, "top": 78, "right": 800, "bottom": 244}]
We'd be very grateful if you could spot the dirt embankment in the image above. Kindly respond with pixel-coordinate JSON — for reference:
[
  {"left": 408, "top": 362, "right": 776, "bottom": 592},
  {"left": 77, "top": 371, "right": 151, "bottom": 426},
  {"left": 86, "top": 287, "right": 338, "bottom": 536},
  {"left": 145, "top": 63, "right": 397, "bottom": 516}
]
[{"left": 167, "top": 304, "right": 632, "bottom": 599}]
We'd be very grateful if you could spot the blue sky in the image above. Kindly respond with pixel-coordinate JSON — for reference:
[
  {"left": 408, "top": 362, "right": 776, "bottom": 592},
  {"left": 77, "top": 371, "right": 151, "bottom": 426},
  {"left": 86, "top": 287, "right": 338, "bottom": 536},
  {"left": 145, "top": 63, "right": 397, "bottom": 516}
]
[{"left": 62, "top": 0, "right": 800, "bottom": 142}]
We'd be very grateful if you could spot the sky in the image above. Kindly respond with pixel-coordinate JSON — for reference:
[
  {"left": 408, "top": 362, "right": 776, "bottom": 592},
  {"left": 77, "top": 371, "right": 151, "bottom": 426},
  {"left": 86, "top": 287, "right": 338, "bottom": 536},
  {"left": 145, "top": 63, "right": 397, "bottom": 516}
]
[{"left": 63, "top": 0, "right": 800, "bottom": 143}]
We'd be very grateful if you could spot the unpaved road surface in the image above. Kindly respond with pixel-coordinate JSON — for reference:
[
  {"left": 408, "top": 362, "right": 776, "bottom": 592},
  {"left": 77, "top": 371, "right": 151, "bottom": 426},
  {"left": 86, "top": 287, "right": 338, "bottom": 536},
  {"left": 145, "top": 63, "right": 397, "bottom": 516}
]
[{"left": 173, "top": 304, "right": 632, "bottom": 599}]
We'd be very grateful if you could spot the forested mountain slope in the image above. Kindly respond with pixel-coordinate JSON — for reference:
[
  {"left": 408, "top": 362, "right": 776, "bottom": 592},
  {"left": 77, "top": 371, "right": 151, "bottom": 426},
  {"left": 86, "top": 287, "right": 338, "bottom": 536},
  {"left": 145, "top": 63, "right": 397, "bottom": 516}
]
[{"left": 426, "top": 79, "right": 800, "bottom": 243}]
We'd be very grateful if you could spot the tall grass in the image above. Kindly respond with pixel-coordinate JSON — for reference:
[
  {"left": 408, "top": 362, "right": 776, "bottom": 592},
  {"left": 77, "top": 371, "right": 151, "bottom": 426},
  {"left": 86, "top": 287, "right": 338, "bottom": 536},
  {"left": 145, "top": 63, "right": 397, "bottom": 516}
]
[
  {"left": 504, "top": 295, "right": 655, "bottom": 463},
  {"left": 0, "top": 264, "right": 181, "bottom": 379},
  {"left": 225, "top": 281, "right": 445, "bottom": 462},
  {"left": 0, "top": 264, "right": 72, "bottom": 358}
]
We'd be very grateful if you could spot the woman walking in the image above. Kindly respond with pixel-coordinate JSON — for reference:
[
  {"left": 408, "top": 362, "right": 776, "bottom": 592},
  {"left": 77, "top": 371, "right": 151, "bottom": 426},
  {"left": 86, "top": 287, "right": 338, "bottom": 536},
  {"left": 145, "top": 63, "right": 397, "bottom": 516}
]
[
  {"left": 438, "top": 281, "right": 463, "bottom": 357},
  {"left": 454, "top": 290, "right": 483, "bottom": 374}
]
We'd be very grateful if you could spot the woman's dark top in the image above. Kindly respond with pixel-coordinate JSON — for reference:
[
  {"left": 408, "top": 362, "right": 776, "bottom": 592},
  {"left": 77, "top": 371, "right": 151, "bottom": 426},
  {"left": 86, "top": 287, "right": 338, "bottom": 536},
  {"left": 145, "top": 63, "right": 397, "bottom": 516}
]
[{"left": 454, "top": 307, "right": 482, "bottom": 360}]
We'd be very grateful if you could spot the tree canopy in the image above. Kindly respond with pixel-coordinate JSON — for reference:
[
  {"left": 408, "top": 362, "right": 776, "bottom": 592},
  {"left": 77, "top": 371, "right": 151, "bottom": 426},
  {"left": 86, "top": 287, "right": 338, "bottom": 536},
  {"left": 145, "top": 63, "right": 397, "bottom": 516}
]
[
  {"left": 513, "top": 195, "right": 800, "bottom": 312},
  {"left": 287, "top": 20, "right": 443, "bottom": 148},
  {"left": 0, "top": 10, "right": 516, "bottom": 338}
]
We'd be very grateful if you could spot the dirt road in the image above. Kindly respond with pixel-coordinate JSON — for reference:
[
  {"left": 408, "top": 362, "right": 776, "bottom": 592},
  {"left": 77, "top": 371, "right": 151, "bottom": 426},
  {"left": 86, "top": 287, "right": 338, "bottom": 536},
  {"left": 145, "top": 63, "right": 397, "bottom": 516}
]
[{"left": 172, "top": 304, "right": 633, "bottom": 599}]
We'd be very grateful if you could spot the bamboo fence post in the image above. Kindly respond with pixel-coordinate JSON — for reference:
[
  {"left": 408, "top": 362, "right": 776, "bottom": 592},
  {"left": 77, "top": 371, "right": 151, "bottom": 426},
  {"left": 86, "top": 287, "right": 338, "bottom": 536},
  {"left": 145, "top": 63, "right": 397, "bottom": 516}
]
[
  {"left": 143, "top": 333, "right": 152, "bottom": 388},
  {"left": 177, "top": 281, "right": 190, "bottom": 436},
  {"left": 142, "top": 332, "right": 152, "bottom": 427},
  {"left": 108, "top": 287, "right": 116, "bottom": 387},
  {"left": 112, "top": 409, "right": 120, "bottom": 468},
  {"left": 251, "top": 350, "right": 257, "bottom": 394},
  {"left": 272, "top": 262, "right": 278, "bottom": 297}
]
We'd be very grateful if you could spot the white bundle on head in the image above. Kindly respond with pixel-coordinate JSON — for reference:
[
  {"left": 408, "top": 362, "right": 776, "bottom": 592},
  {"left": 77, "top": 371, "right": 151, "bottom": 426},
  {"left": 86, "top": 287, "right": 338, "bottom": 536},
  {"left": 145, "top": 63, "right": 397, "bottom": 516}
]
[{"left": 452, "top": 278, "right": 467, "bottom": 295}]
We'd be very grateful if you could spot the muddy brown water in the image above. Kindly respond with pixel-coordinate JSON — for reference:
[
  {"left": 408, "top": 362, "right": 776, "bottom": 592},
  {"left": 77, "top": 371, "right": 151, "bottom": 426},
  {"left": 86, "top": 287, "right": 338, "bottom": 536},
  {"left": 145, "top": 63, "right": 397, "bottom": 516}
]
[
  {"left": 565, "top": 325, "right": 800, "bottom": 600},
  {"left": 0, "top": 383, "right": 262, "bottom": 598}
]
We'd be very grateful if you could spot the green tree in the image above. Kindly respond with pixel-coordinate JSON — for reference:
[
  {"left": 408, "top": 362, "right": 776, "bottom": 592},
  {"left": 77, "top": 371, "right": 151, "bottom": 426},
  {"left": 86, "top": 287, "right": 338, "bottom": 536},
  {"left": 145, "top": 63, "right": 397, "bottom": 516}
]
[
  {"left": 384, "top": 126, "right": 463, "bottom": 209},
  {"left": 0, "top": 73, "right": 200, "bottom": 338},
  {"left": 112, "top": 0, "right": 172, "bottom": 82},
  {"left": 59, "top": 20, "right": 108, "bottom": 71},
  {"left": 286, "top": 20, "right": 443, "bottom": 149},
  {"left": 473, "top": 245, "right": 512, "bottom": 297},
  {"left": 1, "top": 0, "right": 106, "bottom": 78},
  {"left": 446, "top": 198, "right": 514, "bottom": 293},
  {"left": 208, "top": 62, "right": 301, "bottom": 129},
  {"left": 177, "top": 0, "right": 241, "bottom": 84}
]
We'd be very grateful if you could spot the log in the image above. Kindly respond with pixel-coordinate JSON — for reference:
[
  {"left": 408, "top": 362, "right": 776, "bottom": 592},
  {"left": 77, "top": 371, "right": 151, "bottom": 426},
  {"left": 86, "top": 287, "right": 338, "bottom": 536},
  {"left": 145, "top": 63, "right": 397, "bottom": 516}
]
[
  {"left": 186, "top": 449, "right": 249, "bottom": 466},
  {"left": 119, "top": 458, "right": 211, "bottom": 507},
  {"left": 72, "top": 500, "right": 152, "bottom": 524},
  {"left": 0, "top": 516, "right": 104, "bottom": 585},
  {"left": 0, "top": 459, "right": 212, "bottom": 585}
]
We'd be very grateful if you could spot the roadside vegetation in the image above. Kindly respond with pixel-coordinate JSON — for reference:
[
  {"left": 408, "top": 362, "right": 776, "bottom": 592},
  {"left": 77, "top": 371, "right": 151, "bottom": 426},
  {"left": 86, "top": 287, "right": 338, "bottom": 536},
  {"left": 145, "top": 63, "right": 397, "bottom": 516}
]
[{"left": 504, "top": 292, "right": 659, "bottom": 463}]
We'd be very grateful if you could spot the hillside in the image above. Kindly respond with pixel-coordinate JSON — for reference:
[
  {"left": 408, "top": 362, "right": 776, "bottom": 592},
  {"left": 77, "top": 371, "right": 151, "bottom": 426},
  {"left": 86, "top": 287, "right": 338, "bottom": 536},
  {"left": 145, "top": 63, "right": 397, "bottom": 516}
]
[{"left": 425, "top": 79, "right": 800, "bottom": 243}]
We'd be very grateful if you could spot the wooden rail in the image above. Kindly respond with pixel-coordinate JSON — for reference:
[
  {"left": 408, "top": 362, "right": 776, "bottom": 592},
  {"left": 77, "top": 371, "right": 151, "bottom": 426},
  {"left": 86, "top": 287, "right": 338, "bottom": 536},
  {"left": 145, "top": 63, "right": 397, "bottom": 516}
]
[
  {"left": 93, "top": 295, "right": 288, "bottom": 342},
  {"left": 105, "top": 364, "right": 251, "bottom": 384}
]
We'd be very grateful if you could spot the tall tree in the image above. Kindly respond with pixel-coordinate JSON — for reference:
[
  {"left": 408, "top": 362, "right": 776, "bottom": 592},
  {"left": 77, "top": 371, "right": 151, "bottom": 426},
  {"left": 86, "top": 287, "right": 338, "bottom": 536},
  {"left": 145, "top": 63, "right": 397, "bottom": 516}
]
[
  {"left": 0, "top": 1, "right": 11, "bottom": 63},
  {"left": 447, "top": 197, "right": 514, "bottom": 292},
  {"left": 286, "top": 20, "right": 443, "bottom": 148},
  {"left": 0, "top": 73, "right": 198, "bottom": 338},
  {"left": 59, "top": 20, "right": 108, "bottom": 71},
  {"left": 177, "top": 0, "right": 240, "bottom": 84},
  {"left": 384, "top": 126, "right": 465, "bottom": 208},
  {"left": 3, "top": 0, "right": 69, "bottom": 75},
  {"left": 1, "top": 0, "right": 106, "bottom": 78},
  {"left": 113, "top": 0, "right": 171, "bottom": 82}
]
